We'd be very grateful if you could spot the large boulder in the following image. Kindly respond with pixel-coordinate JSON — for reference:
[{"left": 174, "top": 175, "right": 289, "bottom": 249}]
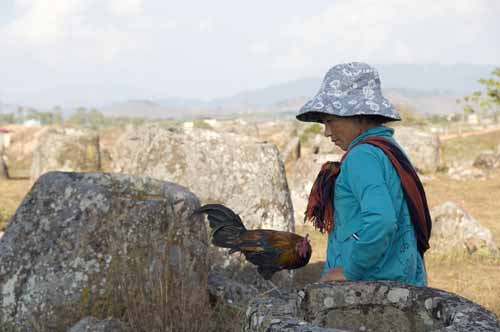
[
  {"left": 256, "top": 121, "right": 300, "bottom": 150},
  {"left": 246, "top": 281, "right": 500, "bottom": 332},
  {"left": 215, "top": 120, "right": 302, "bottom": 165},
  {"left": 393, "top": 126, "right": 441, "bottom": 173},
  {"left": 2, "top": 125, "right": 46, "bottom": 178},
  {"left": 0, "top": 172, "right": 208, "bottom": 330},
  {"left": 281, "top": 137, "right": 301, "bottom": 165},
  {"left": 0, "top": 156, "right": 7, "bottom": 179},
  {"left": 214, "top": 119, "right": 261, "bottom": 137},
  {"left": 98, "top": 127, "right": 126, "bottom": 172},
  {"left": 30, "top": 128, "right": 101, "bottom": 183},
  {"left": 111, "top": 125, "right": 294, "bottom": 232},
  {"left": 111, "top": 125, "right": 295, "bottom": 290},
  {"left": 430, "top": 201, "right": 498, "bottom": 255}
]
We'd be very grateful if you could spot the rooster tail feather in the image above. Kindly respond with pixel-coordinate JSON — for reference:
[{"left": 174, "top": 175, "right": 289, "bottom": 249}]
[{"left": 194, "top": 204, "right": 246, "bottom": 249}]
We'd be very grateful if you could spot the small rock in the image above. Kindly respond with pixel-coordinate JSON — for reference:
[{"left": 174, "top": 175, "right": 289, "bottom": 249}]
[
  {"left": 69, "top": 317, "right": 126, "bottom": 332},
  {"left": 324, "top": 296, "right": 335, "bottom": 308},
  {"left": 473, "top": 150, "right": 500, "bottom": 170},
  {"left": 387, "top": 288, "right": 410, "bottom": 303},
  {"left": 424, "top": 298, "right": 434, "bottom": 310}
]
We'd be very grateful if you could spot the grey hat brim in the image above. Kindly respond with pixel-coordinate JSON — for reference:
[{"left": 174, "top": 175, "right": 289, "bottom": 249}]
[
  {"left": 296, "top": 110, "right": 325, "bottom": 123},
  {"left": 296, "top": 92, "right": 401, "bottom": 123}
]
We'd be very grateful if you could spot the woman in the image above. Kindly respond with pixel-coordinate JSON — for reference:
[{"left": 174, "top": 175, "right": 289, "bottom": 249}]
[{"left": 296, "top": 62, "right": 431, "bottom": 286}]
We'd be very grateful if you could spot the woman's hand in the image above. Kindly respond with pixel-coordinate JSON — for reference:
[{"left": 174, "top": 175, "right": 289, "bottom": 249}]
[{"left": 319, "top": 267, "right": 346, "bottom": 283}]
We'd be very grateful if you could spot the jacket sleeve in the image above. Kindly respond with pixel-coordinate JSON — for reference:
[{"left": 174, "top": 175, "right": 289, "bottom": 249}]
[
  {"left": 322, "top": 231, "right": 337, "bottom": 276},
  {"left": 342, "top": 145, "right": 398, "bottom": 280}
]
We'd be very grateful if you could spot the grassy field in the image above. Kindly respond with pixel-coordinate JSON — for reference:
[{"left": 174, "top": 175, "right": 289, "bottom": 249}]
[
  {"left": 440, "top": 127, "right": 500, "bottom": 164},
  {"left": 1, "top": 128, "right": 500, "bottom": 320}
]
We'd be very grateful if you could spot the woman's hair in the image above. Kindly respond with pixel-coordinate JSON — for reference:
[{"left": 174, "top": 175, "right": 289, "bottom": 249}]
[{"left": 352, "top": 114, "right": 391, "bottom": 126}]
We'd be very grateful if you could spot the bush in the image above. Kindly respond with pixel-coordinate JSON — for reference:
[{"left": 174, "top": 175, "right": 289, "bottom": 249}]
[
  {"left": 192, "top": 120, "right": 213, "bottom": 130},
  {"left": 0, "top": 207, "right": 11, "bottom": 231},
  {"left": 299, "top": 123, "right": 323, "bottom": 144}
]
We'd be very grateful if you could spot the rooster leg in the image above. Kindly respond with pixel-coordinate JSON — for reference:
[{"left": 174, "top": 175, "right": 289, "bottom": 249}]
[
  {"left": 258, "top": 280, "right": 282, "bottom": 297},
  {"left": 256, "top": 267, "right": 282, "bottom": 296}
]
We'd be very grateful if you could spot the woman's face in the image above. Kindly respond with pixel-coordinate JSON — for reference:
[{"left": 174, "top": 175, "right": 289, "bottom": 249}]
[{"left": 320, "top": 115, "right": 362, "bottom": 151}]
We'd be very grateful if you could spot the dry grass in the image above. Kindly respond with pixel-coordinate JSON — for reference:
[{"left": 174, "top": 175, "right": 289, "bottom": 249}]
[
  {"left": 424, "top": 170, "right": 500, "bottom": 246},
  {"left": 0, "top": 179, "right": 32, "bottom": 231},
  {"left": 440, "top": 128, "right": 500, "bottom": 165},
  {"left": 425, "top": 253, "right": 500, "bottom": 315}
]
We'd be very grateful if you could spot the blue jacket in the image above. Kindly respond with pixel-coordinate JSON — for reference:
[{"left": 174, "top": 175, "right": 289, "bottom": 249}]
[{"left": 323, "top": 126, "right": 426, "bottom": 286}]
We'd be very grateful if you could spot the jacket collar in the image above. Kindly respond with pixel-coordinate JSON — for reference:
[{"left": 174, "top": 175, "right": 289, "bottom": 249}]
[{"left": 348, "top": 125, "right": 394, "bottom": 150}]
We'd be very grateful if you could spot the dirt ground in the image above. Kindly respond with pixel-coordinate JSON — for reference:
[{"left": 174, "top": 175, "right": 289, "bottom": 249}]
[{"left": 1, "top": 128, "right": 499, "bottom": 318}]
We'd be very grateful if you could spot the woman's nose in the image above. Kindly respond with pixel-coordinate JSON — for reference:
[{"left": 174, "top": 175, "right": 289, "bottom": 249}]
[{"left": 324, "top": 125, "right": 331, "bottom": 137}]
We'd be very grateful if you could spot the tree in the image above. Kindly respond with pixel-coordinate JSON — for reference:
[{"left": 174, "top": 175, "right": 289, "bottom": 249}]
[
  {"left": 16, "top": 107, "right": 24, "bottom": 123},
  {"left": 0, "top": 113, "right": 15, "bottom": 124},
  {"left": 478, "top": 68, "right": 500, "bottom": 122},
  {"left": 88, "top": 109, "right": 106, "bottom": 129},
  {"left": 65, "top": 107, "right": 109, "bottom": 128},
  {"left": 459, "top": 68, "right": 500, "bottom": 122},
  {"left": 51, "top": 106, "right": 64, "bottom": 125},
  {"left": 67, "top": 107, "right": 88, "bottom": 126}
]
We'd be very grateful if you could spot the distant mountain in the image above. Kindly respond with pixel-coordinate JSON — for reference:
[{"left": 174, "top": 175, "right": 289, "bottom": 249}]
[
  {"left": 201, "top": 64, "right": 494, "bottom": 109},
  {"left": 207, "top": 78, "right": 320, "bottom": 108},
  {"left": 383, "top": 89, "right": 461, "bottom": 115},
  {"left": 375, "top": 63, "right": 494, "bottom": 93},
  {"left": 101, "top": 100, "right": 165, "bottom": 118},
  {"left": 155, "top": 97, "right": 210, "bottom": 109},
  {"left": 101, "top": 99, "right": 231, "bottom": 120},
  {"left": 4, "top": 64, "right": 497, "bottom": 119},
  {"left": 147, "top": 64, "right": 495, "bottom": 114}
]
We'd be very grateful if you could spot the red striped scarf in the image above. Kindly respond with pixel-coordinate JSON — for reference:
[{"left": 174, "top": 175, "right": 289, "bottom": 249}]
[{"left": 304, "top": 136, "right": 432, "bottom": 257}]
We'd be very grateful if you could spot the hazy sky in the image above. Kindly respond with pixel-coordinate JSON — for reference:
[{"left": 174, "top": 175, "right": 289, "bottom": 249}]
[{"left": 1, "top": 0, "right": 499, "bottom": 108}]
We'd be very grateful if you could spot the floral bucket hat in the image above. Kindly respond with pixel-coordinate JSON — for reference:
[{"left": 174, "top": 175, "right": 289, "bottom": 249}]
[{"left": 296, "top": 62, "right": 401, "bottom": 123}]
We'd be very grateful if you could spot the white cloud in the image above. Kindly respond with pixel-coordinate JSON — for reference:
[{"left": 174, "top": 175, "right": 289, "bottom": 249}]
[
  {"left": 0, "top": 0, "right": 142, "bottom": 65},
  {"left": 0, "top": 0, "right": 498, "bottom": 107},
  {"left": 249, "top": 41, "right": 270, "bottom": 56},
  {"left": 197, "top": 19, "right": 214, "bottom": 32},
  {"left": 109, "top": 0, "right": 143, "bottom": 17},
  {"left": 3, "top": 0, "right": 85, "bottom": 43},
  {"left": 274, "top": 0, "right": 499, "bottom": 71}
]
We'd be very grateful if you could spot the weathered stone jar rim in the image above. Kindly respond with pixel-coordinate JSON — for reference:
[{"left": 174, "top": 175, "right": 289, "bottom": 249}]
[{"left": 245, "top": 281, "right": 500, "bottom": 332}]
